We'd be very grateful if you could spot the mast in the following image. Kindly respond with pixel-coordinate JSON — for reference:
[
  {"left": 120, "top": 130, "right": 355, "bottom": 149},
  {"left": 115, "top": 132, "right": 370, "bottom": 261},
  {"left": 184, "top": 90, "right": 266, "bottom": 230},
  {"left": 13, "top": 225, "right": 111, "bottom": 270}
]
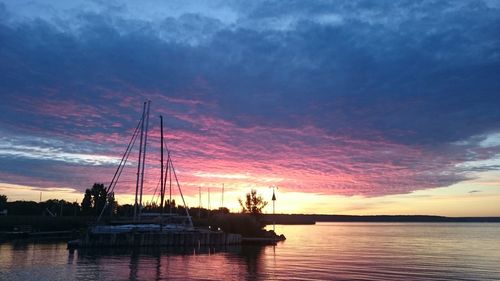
[
  {"left": 160, "top": 115, "right": 165, "bottom": 226},
  {"left": 139, "top": 100, "right": 150, "bottom": 218},
  {"left": 159, "top": 114, "right": 194, "bottom": 228},
  {"left": 169, "top": 154, "right": 172, "bottom": 214},
  {"left": 133, "top": 102, "right": 146, "bottom": 222}
]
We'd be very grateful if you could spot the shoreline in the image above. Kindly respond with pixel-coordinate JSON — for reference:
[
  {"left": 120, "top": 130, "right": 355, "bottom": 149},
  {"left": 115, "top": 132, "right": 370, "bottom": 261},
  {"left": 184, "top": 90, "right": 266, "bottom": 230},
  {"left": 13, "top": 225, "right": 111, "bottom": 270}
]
[{"left": 262, "top": 214, "right": 500, "bottom": 224}]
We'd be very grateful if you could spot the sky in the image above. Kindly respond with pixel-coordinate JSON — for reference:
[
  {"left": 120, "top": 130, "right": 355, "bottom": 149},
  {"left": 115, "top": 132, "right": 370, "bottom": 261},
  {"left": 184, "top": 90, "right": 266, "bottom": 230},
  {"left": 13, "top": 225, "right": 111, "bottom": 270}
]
[{"left": 1, "top": 0, "right": 500, "bottom": 216}]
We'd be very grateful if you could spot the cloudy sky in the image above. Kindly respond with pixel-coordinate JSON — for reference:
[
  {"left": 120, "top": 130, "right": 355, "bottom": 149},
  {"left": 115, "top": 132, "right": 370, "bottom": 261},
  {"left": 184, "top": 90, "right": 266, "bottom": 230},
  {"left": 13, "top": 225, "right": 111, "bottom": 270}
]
[{"left": 1, "top": 0, "right": 500, "bottom": 215}]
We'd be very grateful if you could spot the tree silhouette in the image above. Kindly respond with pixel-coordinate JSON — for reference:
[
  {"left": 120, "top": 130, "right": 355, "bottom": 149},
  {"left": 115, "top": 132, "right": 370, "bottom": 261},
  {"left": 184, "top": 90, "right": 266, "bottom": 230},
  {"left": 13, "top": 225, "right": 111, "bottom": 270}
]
[
  {"left": 0, "top": 194, "right": 7, "bottom": 210},
  {"left": 81, "top": 189, "right": 92, "bottom": 214},
  {"left": 91, "top": 183, "right": 107, "bottom": 214},
  {"left": 239, "top": 189, "right": 268, "bottom": 216},
  {"left": 107, "top": 192, "right": 116, "bottom": 215},
  {"left": 81, "top": 183, "right": 110, "bottom": 216}
]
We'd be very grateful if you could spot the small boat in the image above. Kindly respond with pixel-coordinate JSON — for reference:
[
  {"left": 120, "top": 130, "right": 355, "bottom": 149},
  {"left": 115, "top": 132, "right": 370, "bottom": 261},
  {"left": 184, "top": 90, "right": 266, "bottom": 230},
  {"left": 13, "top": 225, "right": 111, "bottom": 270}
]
[{"left": 69, "top": 101, "right": 241, "bottom": 249}]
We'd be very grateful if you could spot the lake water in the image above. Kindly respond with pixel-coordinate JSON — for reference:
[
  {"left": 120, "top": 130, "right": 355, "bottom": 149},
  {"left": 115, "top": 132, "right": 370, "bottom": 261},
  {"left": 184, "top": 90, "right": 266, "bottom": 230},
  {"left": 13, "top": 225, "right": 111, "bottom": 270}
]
[{"left": 1, "top": 223, "right": 500, "bottom": 280}]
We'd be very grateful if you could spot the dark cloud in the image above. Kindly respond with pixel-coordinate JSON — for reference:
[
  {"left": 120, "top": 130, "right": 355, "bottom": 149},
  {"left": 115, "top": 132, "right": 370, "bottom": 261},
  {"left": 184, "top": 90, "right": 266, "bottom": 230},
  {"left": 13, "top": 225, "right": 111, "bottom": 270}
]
[{"left": 0, "top": 0, "right": 499, "bottom": 196}]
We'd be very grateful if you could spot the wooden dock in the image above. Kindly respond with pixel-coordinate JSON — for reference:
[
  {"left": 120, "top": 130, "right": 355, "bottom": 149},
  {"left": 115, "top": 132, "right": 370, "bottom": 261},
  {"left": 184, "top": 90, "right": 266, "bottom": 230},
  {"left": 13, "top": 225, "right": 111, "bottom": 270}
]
[{"left": 73, "top": 229, "right": 241, "bottom": 248}]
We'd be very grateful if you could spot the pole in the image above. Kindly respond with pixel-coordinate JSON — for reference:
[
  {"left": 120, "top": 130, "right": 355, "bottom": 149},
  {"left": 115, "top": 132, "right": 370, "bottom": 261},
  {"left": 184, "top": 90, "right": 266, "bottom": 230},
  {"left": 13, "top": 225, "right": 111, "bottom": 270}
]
[
  {"left": 134, "top": 102, "right": 146, "bottom": 221},
  {"left": 198, "top": 186, "right": 201, "bottom": 218},
  {"left": 273, "top": 198, "right": 275, "bottom": 233},
  {"left": 139, "top": 101, "right": 150, "bottom": 218},
  {"left": 169, "top": 155, "right": 172, "bottom": 214},
  {"left": 271, "top": 186, "right": 277, "bottom": 233}
]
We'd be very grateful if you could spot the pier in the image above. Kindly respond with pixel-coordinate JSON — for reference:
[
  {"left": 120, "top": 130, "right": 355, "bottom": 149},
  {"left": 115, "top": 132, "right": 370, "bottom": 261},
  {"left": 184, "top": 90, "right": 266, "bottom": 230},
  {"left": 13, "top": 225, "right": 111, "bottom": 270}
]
[{"left": 73, "top": 229, "right": 241, "bottom": 248}]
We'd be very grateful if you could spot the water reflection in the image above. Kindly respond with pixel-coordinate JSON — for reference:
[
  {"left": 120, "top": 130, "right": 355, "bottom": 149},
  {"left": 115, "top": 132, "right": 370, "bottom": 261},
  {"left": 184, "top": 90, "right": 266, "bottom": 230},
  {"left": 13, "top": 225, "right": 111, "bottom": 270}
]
[
  {"left": 76, "top": 245, "right": 243, "bottom": 257},
  {"left": 2, "top": 224, "right": 500, "bottom": 281},
  {"left": 73, "top": 244, "right": 269, "bottom": 280},
  {"left": 239, "top": 245, "right": 266, "bottom": 281}
]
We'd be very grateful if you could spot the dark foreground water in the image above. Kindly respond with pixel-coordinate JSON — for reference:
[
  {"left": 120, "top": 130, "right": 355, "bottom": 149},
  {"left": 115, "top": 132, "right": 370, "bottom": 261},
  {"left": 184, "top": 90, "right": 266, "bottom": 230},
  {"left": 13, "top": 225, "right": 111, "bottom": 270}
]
[{"left": 1, "top": 223, "right": 500, "bottom": 280}]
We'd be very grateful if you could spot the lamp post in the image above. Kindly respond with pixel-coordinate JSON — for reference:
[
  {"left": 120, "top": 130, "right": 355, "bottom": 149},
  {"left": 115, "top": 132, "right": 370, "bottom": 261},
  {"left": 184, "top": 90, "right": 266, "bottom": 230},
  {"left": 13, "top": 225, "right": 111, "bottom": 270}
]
[{"left": 271, "top": 186, "right": 277, "bottom": 233}]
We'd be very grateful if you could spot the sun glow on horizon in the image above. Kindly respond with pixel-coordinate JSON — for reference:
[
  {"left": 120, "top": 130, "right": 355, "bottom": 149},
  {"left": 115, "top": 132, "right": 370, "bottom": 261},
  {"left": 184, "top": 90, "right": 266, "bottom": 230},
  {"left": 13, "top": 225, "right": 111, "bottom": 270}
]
[{"left": 2, "top": 168, "right": 499, "bottom": 216}]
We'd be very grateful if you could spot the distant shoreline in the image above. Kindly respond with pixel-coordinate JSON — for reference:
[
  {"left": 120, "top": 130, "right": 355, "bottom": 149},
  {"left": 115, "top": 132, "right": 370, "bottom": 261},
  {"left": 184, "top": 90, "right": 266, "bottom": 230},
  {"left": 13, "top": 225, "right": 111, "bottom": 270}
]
[{"left": 262, "top": 214, "right": 500, "bottom": 225}]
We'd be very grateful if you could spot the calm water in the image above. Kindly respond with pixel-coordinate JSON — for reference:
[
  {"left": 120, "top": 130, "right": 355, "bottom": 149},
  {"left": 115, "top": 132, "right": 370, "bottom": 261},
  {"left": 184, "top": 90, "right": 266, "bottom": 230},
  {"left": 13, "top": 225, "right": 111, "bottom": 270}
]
[{"left": 1, "top": 223, "right": 500, "bottom": 280}]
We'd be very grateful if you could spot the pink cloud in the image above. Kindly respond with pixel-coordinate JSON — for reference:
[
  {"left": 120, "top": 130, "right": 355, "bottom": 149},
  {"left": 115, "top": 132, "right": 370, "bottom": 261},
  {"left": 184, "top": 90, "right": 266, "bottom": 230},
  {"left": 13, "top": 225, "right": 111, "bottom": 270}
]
[
  {"left": 2, "top": 86, "right": 470, "bottom": 199},
  {"left": 91, "top": 113, "right": 466, "bottom": 198}
]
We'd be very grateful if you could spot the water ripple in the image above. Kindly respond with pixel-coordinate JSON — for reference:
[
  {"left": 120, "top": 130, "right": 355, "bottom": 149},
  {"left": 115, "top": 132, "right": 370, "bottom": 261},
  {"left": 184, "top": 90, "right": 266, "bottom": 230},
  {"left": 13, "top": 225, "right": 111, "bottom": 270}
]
[{"left": 1, "top": 223, "right": 500, "bottom": 280}]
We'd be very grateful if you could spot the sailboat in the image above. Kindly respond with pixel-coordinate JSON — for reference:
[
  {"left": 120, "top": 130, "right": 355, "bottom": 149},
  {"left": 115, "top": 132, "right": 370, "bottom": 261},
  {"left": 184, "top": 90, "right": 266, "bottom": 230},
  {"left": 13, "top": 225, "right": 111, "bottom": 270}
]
[{"left": 68, "top": 101, "right": 241, "bottom": 248}]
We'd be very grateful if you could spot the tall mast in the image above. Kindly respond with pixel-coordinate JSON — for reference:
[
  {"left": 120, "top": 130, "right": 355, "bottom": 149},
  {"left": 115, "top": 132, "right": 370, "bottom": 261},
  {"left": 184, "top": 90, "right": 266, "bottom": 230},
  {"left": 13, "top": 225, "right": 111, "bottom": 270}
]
[
  {"left": 133, "top": 102, "right": 146, "bottom": 222},
  {"left": 139, "top": 100, "right": 150, "bottom": 218},
  {"left": 159, "top": 114, "right": 194, "bottom": 228},
  {"left": 168, "top": 154, "right": 172, "bottom": 214},
  {"left": 160, "top": 115, "right": 165, "bottom": 223}
]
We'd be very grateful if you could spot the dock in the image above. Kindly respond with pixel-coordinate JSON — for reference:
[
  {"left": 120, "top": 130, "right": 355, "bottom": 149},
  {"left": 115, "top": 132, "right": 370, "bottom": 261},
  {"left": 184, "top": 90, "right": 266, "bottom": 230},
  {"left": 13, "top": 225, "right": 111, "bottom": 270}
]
[{"left": 71, "top": 229, "right": 241, "bottom": 248}]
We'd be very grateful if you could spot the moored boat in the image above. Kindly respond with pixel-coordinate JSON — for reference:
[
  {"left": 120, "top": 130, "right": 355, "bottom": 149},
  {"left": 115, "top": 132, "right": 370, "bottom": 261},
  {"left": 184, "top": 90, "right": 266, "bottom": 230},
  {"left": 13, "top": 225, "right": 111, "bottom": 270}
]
[{"left": 69, "top": 101, "right": 241, "bottom": 249}]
